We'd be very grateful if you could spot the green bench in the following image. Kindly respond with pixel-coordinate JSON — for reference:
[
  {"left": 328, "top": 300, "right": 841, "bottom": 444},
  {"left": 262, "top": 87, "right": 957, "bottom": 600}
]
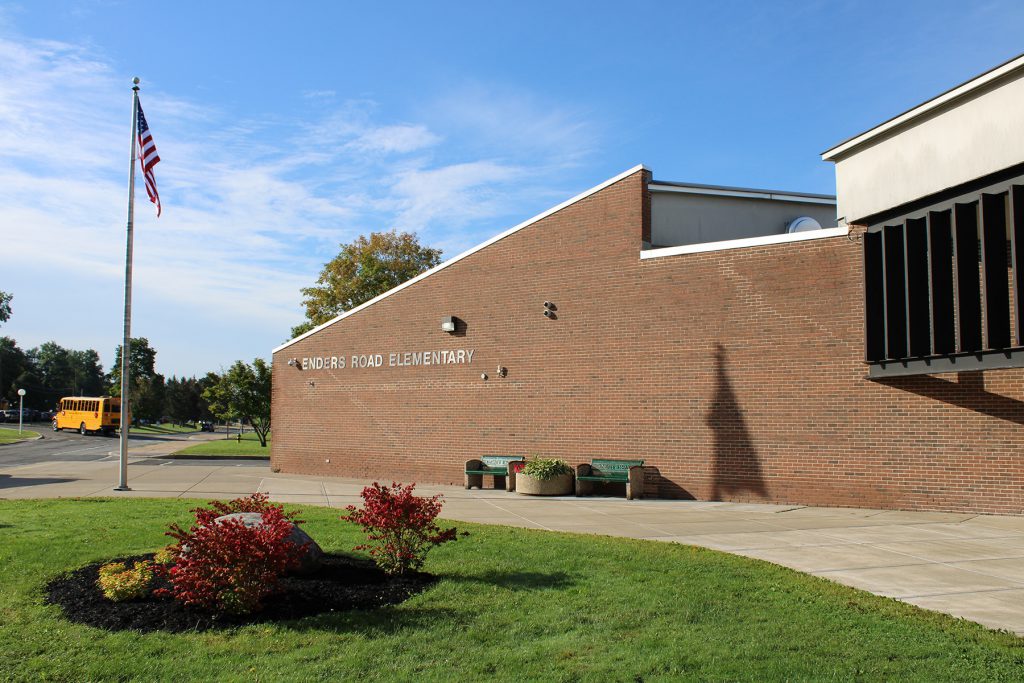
[
  {"left": 575, "top": 458, "right": 645, "bottom": 500},
  {"left": 464, "top": 455, "right": 525, "bottom": 492}
]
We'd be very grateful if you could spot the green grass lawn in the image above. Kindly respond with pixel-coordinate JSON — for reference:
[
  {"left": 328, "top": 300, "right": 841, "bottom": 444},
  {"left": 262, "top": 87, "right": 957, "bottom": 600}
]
[
  {"left": 0, "top": 427, "right": 40, "bottom": 444},
  {"left": 132, "top": 423, "right": 200, "bottom": 435},
  {"left": 173, "top": 432, "right": 270, "bottom": 457},
  {"left": 1, "top": 498, "right": 1022, "bottom": 681}
]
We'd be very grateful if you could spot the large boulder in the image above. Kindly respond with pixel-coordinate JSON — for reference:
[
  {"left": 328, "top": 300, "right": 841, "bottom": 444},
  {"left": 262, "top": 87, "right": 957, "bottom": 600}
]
[{"left": 214, "top": 512, "right": 323, "bottom": 575}]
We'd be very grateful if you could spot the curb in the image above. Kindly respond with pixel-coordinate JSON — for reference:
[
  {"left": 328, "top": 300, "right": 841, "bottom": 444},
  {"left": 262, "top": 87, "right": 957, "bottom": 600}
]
[{"left": 158, "top": 454, "right": 270, "bottom": 462}]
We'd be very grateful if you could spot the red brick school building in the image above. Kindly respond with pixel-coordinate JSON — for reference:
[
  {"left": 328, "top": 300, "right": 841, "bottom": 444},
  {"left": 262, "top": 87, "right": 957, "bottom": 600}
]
[{"left": 272, "top": 56, "right": 1024, "bottom": 515}]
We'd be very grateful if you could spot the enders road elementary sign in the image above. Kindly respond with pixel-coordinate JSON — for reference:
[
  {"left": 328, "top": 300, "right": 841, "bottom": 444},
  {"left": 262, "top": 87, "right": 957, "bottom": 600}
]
[{"left": 301, "top": 349, "right": 476, "bottom": 370}]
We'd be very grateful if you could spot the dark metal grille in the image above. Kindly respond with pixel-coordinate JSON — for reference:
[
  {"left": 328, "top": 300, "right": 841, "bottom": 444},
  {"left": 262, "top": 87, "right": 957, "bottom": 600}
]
[{"left": 864, "top": 175, "right": 1024, "bottom": 377}]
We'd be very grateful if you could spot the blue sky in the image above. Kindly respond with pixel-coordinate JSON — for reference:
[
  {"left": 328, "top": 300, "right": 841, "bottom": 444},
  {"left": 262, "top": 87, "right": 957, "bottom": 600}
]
[{"left": 1, "top": 1, "right": 1023, "bottom": 378}]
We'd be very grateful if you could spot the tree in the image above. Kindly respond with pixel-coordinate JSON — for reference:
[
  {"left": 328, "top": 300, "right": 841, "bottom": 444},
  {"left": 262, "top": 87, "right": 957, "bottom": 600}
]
[
  {"left": 69, "top": 349, "right": 105, "bottom": 396},
  {"left": 203, "top": 359, "right": 272, "bottom": 447},
  {"left": 197, "top": 372, "right": 219, "bottom": 422},
  {"left": 0, "top": 290, "right": 11, "bottom": 324},
  {"left": 166, "top": 376, "right": 210, "bottom": 425},
  {"left": 30, "top": 343, "right": 106, "bottom": 402},
  {"left": 0, "top": 337, "right": 31, "bottom": 408},
  {"left": 292, "top": 230, "right": 442, "bottom": 338},
  {"left": 108, "top": 337, "right": 164, "bottom": 423},
  {"left": 2, "top": 340, "right": 105, "bottom": 410},
  {"left": 108, "top": 337, "right": 158, "bottom": 389}
]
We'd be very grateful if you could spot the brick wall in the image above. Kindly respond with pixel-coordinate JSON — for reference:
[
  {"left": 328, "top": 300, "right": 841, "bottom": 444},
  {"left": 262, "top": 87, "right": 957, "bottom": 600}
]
[{"left": 272, "top": 170, "right": 1024, "bottom": 515}]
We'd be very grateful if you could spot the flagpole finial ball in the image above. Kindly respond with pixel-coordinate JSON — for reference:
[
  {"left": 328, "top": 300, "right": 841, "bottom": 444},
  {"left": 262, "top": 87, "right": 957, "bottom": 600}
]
[{"left": 132, "top": 76, "right": 140, "bottom": 85}]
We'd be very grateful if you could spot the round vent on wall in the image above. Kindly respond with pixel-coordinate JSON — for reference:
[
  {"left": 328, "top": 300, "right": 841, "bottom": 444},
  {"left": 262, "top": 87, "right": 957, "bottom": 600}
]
[{"left": 786, "top": 216, "right": 822, "bottom": 233}]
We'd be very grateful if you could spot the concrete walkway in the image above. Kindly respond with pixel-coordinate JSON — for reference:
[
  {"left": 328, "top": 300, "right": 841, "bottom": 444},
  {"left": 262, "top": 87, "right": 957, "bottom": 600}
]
[{"left": 2, "top": 453, "right": 1023, "bottom": 636}]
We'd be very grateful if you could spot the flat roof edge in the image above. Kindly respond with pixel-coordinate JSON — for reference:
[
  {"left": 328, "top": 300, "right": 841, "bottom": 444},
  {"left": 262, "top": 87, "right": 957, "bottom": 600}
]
[
  {"left": 272, "top": 164, "right": 648, "bottom": 354},
  {"left": 822, "top": 51, "right": 1024, "bottom": 161},
  {"left": 641, "top": 226, "right": 847, "bottom": 259},
  {"left": 650, "top": 180, "right": 835, "bottom": 204}
]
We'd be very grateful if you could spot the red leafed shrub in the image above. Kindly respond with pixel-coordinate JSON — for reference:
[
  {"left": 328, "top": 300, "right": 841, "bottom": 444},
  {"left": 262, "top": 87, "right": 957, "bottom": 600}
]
[
  {"left": 343, "top": 482, "right": 457, "bottom": 575},
  {"left": 198, "top": 491, "right": 300, "bottom": 523},
  {"left": 156, "top": 494, "right": 307, "bottom": 614}
]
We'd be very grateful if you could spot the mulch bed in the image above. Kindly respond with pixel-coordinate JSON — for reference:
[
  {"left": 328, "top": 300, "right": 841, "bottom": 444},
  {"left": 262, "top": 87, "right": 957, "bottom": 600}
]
[{"left": 45, "top": 553, "right": 435, "bottom": 633}]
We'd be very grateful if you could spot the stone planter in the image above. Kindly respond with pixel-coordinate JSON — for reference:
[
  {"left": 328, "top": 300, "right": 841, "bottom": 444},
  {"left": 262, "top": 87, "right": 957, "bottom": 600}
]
[{"left": 516, "top": 472, "right": 573, "bottom": 496}]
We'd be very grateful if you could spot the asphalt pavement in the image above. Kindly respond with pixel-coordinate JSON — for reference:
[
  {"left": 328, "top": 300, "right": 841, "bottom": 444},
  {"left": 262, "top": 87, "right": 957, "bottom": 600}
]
[{"left": 0, "top": 424, "right": 252, "bottom": 467}]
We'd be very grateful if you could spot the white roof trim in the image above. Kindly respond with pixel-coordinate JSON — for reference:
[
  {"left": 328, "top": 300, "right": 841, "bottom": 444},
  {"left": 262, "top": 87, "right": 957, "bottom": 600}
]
[
  {"left": 822, "top": 53, "right": 1024, "bottom": 161},
  {"left": 274, "top": 164, "right": 647, "bottom": 353},
  {"left": 650, "top": 182, "right": 835, "bottom": 205},
  {"left": 640, "top": 227, "right": 847, "bottom": 260}
]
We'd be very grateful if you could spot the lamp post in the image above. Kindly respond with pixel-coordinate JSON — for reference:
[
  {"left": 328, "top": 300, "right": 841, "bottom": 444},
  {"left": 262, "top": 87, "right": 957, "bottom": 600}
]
[{"left": 17, "top": 388, "right": 25, "bottom": 434}]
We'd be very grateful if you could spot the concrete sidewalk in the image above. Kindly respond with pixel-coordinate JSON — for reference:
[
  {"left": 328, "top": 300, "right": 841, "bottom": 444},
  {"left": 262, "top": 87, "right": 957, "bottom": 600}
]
[{"left": 2, "top": 454, "right": 1023, "bottom": 636}]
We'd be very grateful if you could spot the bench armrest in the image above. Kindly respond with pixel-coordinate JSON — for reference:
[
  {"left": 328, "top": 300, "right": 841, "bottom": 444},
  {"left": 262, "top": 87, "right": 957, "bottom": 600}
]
[
  {"left": 627, "top": 465, "right": 645, "bottom": 500},
  {"left": 576, "top": 463, "right": 592, "bottom": 477},
  {"left": 465, "top": 458, "right": 483, "bottom": 470}
]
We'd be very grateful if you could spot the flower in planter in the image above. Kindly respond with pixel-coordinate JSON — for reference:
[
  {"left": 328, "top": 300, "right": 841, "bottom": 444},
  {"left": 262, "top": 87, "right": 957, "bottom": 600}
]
[{"left": 520, "top": 457, "right": 572, "bottom": 481}]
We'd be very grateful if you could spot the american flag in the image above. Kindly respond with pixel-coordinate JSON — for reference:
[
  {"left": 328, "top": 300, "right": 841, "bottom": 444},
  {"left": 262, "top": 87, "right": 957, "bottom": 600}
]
[{"left": 136, "top": 101, "right": 161, "bottom": 217}]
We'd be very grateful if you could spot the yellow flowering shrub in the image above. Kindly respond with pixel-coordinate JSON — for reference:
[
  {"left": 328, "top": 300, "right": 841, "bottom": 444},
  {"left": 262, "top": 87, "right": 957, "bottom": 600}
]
[
  {"left": 153, "top": 547, "right": 176, "bottom": 565},
  {"left": 97, "top": 560, "right": 155, "bottom": 601}
]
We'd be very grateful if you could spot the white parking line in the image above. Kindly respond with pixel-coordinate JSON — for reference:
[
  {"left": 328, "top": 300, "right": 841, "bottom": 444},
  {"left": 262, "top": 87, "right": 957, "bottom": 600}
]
[{"left": 52, "top": 445, "right": 109, "bottom": 455}]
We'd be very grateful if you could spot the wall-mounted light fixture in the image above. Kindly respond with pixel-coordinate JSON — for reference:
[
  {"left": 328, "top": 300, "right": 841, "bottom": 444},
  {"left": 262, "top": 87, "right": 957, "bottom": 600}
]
[
  {"left": 543, "top": 301, "right": 555, "bottom": 310},
  {"left": 543, "top": 309, "right": 554, "bottom": 318},
  {"left": 441, "top": 316, "right": 456, "bottom": 333},
  {"left": 287, "top": 358, "right": 298, "bottom": 367},
  {"left": 480, "top": 372, "right": 488, "bottom": 381},
  {"left": 543, "top": 301, "right": 557, "bottom": 319},
  {"left": 496, "top": 365, "right": 507, "bottom": 378}
]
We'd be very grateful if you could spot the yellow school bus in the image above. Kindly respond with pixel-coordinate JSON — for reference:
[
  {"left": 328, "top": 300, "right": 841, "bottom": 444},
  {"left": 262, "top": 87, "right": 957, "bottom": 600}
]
[{"left": 53, "top": 396, "right": 123, "bottom": 436}]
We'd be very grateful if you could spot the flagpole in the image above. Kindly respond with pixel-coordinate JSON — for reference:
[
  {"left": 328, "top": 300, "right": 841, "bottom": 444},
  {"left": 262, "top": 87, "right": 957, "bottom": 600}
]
[{"left": 115, "top": 77, "right": 140, "bottom": 492}]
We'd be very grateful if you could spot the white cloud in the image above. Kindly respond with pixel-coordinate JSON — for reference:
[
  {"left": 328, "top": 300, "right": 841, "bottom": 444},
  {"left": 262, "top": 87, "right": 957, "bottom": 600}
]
[
  {"left": 0, "top": 33, "right": 601, "bottom": 376},
  {"left": 388, "top": 160, "right": 524, "bottom": 232},
  {"left": 349, "top": 124, "right": 441, "bottom": 154}
]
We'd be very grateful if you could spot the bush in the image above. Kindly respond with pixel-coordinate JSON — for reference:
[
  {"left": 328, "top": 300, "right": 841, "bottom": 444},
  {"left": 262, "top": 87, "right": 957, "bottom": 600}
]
[
  {"left": 344, "top": 482, "right": 457, "bottom": 575},
  {"left": 520, "top": 457, "right": 572, "bottom": 481},
  {"left": 152, "top": 547, "right": 175, "bottom": 565},
  {"left": 156, "top": 494, "right": 307, "bottom": 614},
  {"left": 200, "top": 491, "right": 299, "bottom": 521},
  {"left": 97, "top": 560, "right": 154, "bottom": 601}
]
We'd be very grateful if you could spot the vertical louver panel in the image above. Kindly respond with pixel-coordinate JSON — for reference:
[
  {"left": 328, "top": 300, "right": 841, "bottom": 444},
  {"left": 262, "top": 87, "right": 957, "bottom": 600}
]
[
  {"left": 883, "top": 224, "right": 908, "bottom": 359},
  {"left": 1012, "top": 185, "right": 1024, "bottom": 346},
  {"left": 864, "top": 230, "right": 886, "bottom": 361},
  {"left": 981, "top": 192, "right": 1011, "bottom": 349},
  {"left": 954, "top": 202, "right": 983, "bottom": 353},
  {"left": 928, "top": 210, "right": 956, "bottom": 355},
  {"left": 905, "top": 217, "right": 931, "bottom": 356}
]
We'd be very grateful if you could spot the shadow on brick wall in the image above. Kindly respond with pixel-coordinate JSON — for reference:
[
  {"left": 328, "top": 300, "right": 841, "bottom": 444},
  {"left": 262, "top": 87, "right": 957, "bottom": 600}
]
[
  {"left": 644, "top": 467, "right": 696, "bottom": 499},
  {"left": 875, "top": 371, "right": 1024, "bottom": 425},
  {"left": 707, "top": 343, "right": 766, "bottom": 501}
]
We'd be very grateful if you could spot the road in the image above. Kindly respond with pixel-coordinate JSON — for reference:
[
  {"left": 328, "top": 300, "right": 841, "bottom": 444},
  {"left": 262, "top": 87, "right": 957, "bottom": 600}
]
[{"left": 0, "top": 423, "right": 264, "bottom": 468}]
